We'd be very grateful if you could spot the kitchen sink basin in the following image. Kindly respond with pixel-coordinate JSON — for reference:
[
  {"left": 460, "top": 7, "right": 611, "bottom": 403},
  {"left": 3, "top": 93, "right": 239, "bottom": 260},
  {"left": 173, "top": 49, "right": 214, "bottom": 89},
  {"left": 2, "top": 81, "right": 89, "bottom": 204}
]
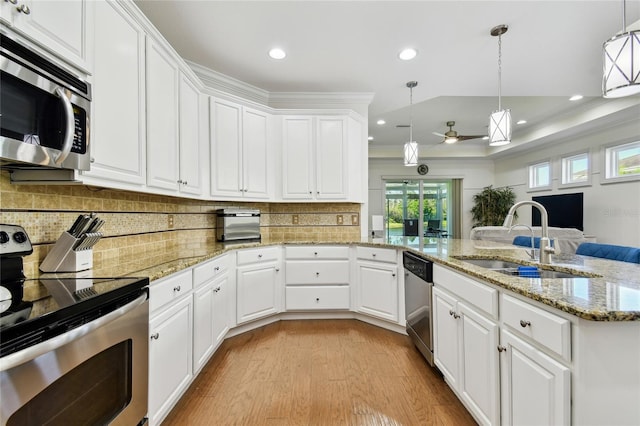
[{"left": 455, "top": 257, "right": 592, "bottom": 279}]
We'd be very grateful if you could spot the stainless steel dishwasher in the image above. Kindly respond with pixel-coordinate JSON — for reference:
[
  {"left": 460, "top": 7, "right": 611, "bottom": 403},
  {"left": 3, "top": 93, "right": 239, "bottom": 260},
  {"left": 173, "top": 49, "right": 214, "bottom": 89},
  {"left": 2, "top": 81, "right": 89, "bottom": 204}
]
[{"left": 403, "top": 251, "right": 434, "bottom": 366}]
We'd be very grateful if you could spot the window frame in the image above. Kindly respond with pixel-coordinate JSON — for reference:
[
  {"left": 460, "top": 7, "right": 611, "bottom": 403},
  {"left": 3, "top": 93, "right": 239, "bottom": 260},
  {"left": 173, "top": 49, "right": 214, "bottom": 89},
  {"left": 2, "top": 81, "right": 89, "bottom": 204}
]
[
  {"left": 602, "top": 140, "right": 640, "bottom": 184},
  {"left": 527, "top": 159, "right": 552, "bottom": 192},
  {"left": 560, "top": 151, "right": 591, "bottom": 189}
]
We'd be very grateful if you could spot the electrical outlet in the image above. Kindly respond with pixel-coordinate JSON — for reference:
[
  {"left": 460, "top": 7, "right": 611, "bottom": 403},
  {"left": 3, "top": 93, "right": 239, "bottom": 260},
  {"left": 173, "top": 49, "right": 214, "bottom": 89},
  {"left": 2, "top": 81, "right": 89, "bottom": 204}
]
[
  {"left": 292, "top": 214, "right": 299, "bottom": 225},
  {"left": 168, "top": 214, "right": 174, "bottom": 229},
  {"left": 336, "top": 215, "right": 343, "bottom": 225},
  {"left": 351, "top": 214, "right": 359, "bottom": 225}
]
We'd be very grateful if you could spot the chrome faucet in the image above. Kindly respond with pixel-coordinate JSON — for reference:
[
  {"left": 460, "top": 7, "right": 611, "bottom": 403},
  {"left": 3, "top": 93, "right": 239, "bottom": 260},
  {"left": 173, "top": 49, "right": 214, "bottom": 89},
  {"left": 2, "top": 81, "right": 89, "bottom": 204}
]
[
  {"left": 503, "top": 201, "right": 555, "bottom": 264},
  {"left": 509, "top": 224, "right": 537, "bottom": 260}
]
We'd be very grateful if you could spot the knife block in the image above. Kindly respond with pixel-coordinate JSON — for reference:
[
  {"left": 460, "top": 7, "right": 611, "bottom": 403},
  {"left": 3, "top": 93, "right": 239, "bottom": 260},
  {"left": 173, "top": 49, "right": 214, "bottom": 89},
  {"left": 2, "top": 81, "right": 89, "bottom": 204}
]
[{"left": 40, "top": 232, "right": 93, "bottom": 273}]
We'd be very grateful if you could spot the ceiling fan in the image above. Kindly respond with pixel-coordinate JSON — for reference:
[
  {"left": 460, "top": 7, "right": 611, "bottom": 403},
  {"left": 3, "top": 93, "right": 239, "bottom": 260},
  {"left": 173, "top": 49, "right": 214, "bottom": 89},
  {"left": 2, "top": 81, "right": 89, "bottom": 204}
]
[{"left": 433, "top": 121, "right": 486, "bottom": 144}]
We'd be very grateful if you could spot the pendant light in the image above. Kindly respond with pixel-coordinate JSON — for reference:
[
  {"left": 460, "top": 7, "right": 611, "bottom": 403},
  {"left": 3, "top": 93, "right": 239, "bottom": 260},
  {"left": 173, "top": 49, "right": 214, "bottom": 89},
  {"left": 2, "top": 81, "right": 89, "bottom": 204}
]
[
  {"left": 488, "top": 24, "right": 512, "bottom": 147},
  {"left": 404, "top": 81, "right": 419, "bottom": 166},
  {"left": 603, "top": 0, "right": 640, "bottom": 98}
]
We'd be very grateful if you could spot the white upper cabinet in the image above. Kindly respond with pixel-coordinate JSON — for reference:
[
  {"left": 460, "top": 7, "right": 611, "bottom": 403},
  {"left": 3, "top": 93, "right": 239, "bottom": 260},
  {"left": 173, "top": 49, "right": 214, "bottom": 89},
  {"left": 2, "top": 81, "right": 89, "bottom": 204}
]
[
  {"left": 282, "top": 115, "right": 363, "bottom": 201},
  {"left": 146, "top": 38, "right": 180, "bottom": 191},
  {"left": 210, "top": 98, "right": 271, "bottom": 199},
  {"left": 178, "top": 74, "right": 203, "bottom": 196},
  {"left": 82, "top": 0, "right": 146, "bottom": 187},
  {"left": 1, "top": 0, "right": 92, "bottom": 72}
]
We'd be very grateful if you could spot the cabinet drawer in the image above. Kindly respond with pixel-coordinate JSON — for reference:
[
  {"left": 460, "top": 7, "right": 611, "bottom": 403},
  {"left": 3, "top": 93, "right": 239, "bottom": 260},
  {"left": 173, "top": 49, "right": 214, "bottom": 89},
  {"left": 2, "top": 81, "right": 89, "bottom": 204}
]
[
  {"left": 285, "top": 260, "right": 350, "bottom": 285},
  {"left": 356, "top": 246, "right": 397, "bottom": 263},
  {"left": 237, "top": 246, "right": 280, "bottom": 265},
  {"left": 193, "top": 254, "right": 231, "bottom": 287},
  {"left": 150, "top": 269, "right": 193, "bottom": 313},
  {"left": 502, "top": 294, "right": 571, "bottom": 361},
  {"left": 286, "top": 285, "right": 350, "bottom": 310},
  {"left": 285, "top": 245, "right": 349, "bottom": 259},
  {"left": 433, "top": 264, "right": 498, "bottom": 318}
]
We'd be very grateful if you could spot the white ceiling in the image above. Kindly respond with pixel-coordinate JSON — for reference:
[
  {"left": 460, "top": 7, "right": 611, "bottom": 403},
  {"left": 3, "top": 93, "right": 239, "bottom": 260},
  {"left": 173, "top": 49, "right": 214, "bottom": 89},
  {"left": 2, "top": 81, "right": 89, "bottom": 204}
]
[{"left": 134, "top": 0, "right": 640, "bottom": 158}]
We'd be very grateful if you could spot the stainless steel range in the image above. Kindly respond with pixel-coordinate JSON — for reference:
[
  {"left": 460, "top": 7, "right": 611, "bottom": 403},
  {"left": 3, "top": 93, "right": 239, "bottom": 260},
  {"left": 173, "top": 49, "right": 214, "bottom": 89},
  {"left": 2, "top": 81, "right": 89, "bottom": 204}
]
[{"left": 0, "top": 224, "right": 149, "bottom": 426}]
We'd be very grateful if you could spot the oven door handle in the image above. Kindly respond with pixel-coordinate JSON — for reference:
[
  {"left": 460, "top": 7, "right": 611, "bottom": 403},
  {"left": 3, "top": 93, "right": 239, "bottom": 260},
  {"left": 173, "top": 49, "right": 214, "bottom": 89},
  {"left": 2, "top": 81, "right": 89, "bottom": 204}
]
[
  {"left": 0, "top": 292, "right": 147, "bottom": 372},
  {"left": 54, "top": 86, "right": 75, "bottom": 166}
]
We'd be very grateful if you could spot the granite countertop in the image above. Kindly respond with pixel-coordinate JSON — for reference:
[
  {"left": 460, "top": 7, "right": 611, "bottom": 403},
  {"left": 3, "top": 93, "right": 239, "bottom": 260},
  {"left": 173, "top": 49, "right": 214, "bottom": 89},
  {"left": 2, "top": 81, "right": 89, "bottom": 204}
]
[{"left": 38, "top": 238, "right": 640, "bottom": 322}]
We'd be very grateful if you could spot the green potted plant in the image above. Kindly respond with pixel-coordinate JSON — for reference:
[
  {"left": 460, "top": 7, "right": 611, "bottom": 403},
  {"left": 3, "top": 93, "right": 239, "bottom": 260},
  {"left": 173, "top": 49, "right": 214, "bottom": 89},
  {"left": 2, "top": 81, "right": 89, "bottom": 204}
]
[{"left": 471, "top": 185, "right": 517, "bottom": 227}]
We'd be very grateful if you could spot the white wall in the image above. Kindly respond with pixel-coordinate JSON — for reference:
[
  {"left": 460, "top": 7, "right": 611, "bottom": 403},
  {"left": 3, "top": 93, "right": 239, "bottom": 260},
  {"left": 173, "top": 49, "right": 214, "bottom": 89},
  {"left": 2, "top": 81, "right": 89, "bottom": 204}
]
[
  {"left": 493, "top": 119, "right": 640, "bottom": 246},
  {"left": 368, "top": 158, "right": 494, "bottom": 239}
]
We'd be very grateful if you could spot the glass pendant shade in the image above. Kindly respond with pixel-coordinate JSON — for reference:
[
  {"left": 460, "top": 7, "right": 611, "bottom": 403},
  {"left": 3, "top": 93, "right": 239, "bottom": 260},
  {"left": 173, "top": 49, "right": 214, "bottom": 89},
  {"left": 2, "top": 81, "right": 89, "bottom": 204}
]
[
  {"left": 603, "top": 30, "right": 640, "bottom": 98},
  {"left": 404, "top": 141, "right": 418, "bottom": 166},
  {"left": 488, "top": 109, "right": 512, "bottom": 146}
]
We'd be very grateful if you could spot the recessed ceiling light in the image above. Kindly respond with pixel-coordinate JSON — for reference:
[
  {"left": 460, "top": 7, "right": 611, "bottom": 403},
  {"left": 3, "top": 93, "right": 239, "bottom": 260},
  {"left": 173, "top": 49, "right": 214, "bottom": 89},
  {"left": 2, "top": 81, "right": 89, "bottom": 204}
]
[
  {"left": 516, "top": 120, "right": 527, "bottom": 125},
  {"left": 377, "top": 119, "right": 386, "bottom": 125},
  {"left": 569, "top": 94, "right": 583, "bottom": 101},
  {"left": 398, "top": 48, "right": 417, "bottom": 61},
  {"left": 368, "top": 136, "right": 374, "bottom": 141},
  {"left": 268, "top": 48, "right": 286, "bottom": 59}
]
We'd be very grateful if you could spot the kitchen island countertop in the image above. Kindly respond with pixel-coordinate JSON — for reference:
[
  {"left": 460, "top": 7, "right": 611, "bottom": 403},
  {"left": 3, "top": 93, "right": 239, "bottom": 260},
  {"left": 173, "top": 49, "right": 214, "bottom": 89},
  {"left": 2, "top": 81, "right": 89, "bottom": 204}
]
[{"left": 37, "top": 238, "right": 640, "bottom": 321}]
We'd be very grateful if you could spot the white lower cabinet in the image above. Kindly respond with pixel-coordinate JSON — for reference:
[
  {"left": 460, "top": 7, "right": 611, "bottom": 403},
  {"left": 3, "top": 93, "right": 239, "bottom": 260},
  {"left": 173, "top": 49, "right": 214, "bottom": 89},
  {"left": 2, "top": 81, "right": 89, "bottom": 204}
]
[
  {"left": 193, "top": 271, "right": 230, "bottom": 373},
  {"left": 356, "top": 261, "right": 398, "bottom": 322},
  {"left": 499, "top": 329, "right": 570, "bottom": 426},
  {"left": 433, "top": 286, "right": 500, "bottom": 426},
  {"left": 236, "top": 247, "right": 282, "bottom": 324},
  {"left": 148, "top": 295, "right": 193, "bottom": 426}
]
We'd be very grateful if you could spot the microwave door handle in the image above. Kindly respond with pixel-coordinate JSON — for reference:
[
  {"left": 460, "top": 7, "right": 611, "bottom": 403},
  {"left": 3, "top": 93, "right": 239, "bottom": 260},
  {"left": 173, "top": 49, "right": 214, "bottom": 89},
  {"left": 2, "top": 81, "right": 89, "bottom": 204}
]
[{"left": 54, "top": 87, "right": 75, "bottom": 166}]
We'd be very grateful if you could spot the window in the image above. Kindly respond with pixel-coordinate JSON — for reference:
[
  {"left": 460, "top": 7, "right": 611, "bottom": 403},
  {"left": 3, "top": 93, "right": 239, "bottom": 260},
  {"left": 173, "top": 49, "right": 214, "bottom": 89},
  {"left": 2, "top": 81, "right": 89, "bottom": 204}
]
[
  {"left": 561, "top": 152, "right": 590, "bottom": 187},
  {"left": 605, "top": 140, "right": 640, "bottom": 182},
  {"left": 528, "top": 160, "right": 551, "bottom": 191}
]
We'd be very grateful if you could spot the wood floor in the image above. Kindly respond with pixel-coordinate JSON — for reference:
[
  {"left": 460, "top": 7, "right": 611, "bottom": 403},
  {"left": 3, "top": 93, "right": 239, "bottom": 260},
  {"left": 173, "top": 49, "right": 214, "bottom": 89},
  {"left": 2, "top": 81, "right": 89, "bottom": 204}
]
[{"left": 162, "top": 319, "right": 477, "bottom": 426}]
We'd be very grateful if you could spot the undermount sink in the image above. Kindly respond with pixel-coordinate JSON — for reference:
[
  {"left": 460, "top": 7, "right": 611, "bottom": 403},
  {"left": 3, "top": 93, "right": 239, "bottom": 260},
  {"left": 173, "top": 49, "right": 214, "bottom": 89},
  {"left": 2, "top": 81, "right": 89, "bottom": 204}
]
[{"left": 455, "top": 257, "right": 592, "bottom": 279}]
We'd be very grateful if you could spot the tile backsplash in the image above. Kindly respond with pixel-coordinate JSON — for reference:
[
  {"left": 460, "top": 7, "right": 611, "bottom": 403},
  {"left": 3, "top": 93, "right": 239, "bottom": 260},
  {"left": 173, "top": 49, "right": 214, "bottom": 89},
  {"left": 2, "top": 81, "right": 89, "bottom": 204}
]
[{"left": 0, "top": 171, "right": 361, "bottom": 276}]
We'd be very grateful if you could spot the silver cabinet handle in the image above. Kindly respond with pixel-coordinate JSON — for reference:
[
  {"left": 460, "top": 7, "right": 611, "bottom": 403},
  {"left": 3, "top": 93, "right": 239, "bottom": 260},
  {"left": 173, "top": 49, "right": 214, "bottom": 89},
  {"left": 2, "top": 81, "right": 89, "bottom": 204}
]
[
  {"left": 258, "top": 254, "right": 263, "bottom": 258},
  {"left": 449, "top": 310, "right": 460, "bottom": 319},
  {"left": 177, "top": 179, "right": 183, "bottom": 184},
  {"left": 150, "top": 333, "right": 159, "bottom": 340},
  {"left": 213, "top": 286, "right": 221, "bottom": 293},
  {"left": 173, "top": 286, "right": 181, "bottom": 292},
  {"left": 214, "top": 266, "right": 220, "bottom": 271},
  {"left": 497, "top": 345, "right": 507, "bottom": 352},
  {"left": 6, "top": 0, "right": 18, "bottom": 5},
  {"left": 54, "top": 87, "right": 74, "bottom": 165},
  {"left": 17, "top": 3, "right": 30, "bottom": 14},
  {"left": 449, "top": 309, "right": 455, "bottom": 316},
  {"left": 520, "top": 320, "right": 531, "bottom": 328}
]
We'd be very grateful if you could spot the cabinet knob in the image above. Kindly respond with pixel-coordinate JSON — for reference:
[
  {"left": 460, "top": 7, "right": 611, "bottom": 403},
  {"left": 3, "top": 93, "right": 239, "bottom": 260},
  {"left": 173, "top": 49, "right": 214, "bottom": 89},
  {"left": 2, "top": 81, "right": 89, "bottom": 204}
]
[
  {"left": 214, "top": 266, "right": 220, "bottom": 271},
  {"left": 309, "top": 191, "right": 312, "bottom": 195},
  {"left": 392, "top": 273, "right": 396, "bottom": 277},
  {"left": 173, "top": 286, "right": 181, "bottom": 292},
  {"left": 497, "top": 345, "right": 507, "bottom": 352},
  {"left": 258, "top": 254, "right": 263, "bottom": 258},
  {"left": 316, "top": 298, "right": 320, "bottom": 302},
  {"left": 6, "top": 0, "right": 18, "bottom": 5},
  {"left": 316, "top": 272, "right": 320, "bottom": 277},
  {"left": 150, "top": 333, "right": 159, "bottom": 340},
  {"left": 314, "top": 252, "right": 318, "bottom": 256},
  {"left": 183, "top": 181, "right": 188, "bottom": 185},
  {"left": 275, "top": 268, "right": 280, "bottom": 272},
  {"left": 520, "top": 320, "right": 531, "bottom": 328},
  {"left": 215, "top": 286, "right": 221, "bottom": 292},
  {"left": 372, "top": 253, "right": 377, "bottom": 257},
  {"left": 449, "top": 310, "right": 460, "bottom": 319},
  {"left": 177, "top": 179, "right": 183, "bottom": 184},
  {"left": 17, "top": 4, "right": 30, "bottom": 14}
]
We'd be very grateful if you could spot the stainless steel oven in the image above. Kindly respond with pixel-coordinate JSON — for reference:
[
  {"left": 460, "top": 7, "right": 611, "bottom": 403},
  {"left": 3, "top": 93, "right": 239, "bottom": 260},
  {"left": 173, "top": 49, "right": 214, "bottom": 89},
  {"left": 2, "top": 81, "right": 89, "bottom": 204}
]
[
  {"left": 0, "top": 31, "right": 91, "bottom": 171},
  {"left": 0, "top": 225, "right": 149, "bottom": 426},
  {"left": 403, "top": 251, "right": 434, "bottom": 366}
]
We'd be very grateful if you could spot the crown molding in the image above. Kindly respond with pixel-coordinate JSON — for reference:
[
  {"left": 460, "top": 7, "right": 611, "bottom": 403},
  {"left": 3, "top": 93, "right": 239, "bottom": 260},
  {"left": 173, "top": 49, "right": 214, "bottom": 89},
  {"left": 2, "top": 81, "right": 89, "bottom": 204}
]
[
  {"left": 268, "top": 92, "right": 375, "bottom": 108},
  {"left": 188, "top": 61, "right": 270, "bottom": 105}
]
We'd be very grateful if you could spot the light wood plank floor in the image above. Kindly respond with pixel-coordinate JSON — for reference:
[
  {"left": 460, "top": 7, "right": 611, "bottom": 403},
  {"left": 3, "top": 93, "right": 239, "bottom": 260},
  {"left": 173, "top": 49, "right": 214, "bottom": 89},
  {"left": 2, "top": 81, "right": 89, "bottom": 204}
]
[{"left": 162, "top": 319, "right": 477, "bottom": 426}]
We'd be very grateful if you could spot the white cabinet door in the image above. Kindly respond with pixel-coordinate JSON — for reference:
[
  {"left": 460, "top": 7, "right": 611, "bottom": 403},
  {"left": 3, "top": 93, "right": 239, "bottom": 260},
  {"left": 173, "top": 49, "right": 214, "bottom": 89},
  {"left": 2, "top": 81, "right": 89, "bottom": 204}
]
[
  {"left": 146, "top": 39, "right": 179, "bottom": 191},
  {"left": 356, "top": 261, "right": 398, "bottom": 322},
  {"left": 212, "top": 272, "right": 230, "bottom": 346},
  {"left": 148, "top": 296, "right": 193, "bottom": 426},
  {"left": 459, "top": 302, "right": 500, "bottom": 426},
  {"left": 500, "top": 330, "right": 570, "bottom": 426},
  {"left": 242, "top": 107, "right": 269, "bottom": 198},
  {"left": 236, "top": 263, "right": 280, "bottom": 324},
  {"left": 316, "top": 117, "right": 347, "bottom": 199},
  {"left": 210, "top": 98, "right": 242, "bottom": 197},
  {"left": 178, "top": 74, "right": 202, "bottom": 196},
  {"left": 433, "top": 287, "right": 460, "bottom": 388},
  {"left": 83, "top": 0, "right": 145, "bottom": 186},
  {"left": 192, "top": 282, "right": 215, "bottom": 374},
  {"left": 282, "top": 116, "right": 314, "bottom": 199},
  {"left": 9, "top": 0, "right": 91, "bottom": 71}
]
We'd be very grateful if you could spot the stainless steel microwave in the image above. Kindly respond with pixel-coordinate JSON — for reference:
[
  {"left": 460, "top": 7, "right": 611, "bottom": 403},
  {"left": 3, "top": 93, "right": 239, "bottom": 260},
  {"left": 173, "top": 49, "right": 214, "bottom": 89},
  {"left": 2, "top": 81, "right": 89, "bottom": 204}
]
[{"left": 0, "top": 32, "right": 91, "bottom": 171}]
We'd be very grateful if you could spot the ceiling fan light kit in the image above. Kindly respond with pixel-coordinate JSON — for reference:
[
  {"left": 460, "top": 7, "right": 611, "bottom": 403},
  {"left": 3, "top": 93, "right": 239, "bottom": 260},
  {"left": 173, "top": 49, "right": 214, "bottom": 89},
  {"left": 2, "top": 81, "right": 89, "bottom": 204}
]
[
  {"left": 602, "top": 0, "right": 640, "bottom": 98},
  {"left": 489, "top": 24, "right": 512, "bottom": 147},
  {"left": 403, "top": 81, "right": 419, "bottom": 166}
]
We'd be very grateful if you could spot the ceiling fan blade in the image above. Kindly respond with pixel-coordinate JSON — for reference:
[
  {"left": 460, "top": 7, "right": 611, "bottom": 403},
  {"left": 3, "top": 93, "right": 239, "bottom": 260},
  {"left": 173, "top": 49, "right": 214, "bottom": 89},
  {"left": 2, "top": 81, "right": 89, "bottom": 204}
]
[
  {"left": 457, "top": 135, "right": 487, "bottom": 141},
  {"left": 432, "top": 131, "right": 446, "bottom": 137}
]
